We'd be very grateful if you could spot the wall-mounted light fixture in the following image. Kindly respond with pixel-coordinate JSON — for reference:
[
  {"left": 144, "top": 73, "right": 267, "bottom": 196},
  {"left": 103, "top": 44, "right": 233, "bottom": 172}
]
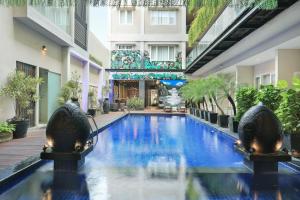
[{"left": 41, "top": 45, "right": 47, "bottom": 55}]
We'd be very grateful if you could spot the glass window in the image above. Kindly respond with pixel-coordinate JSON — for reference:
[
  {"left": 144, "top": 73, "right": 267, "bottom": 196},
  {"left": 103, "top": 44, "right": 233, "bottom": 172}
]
[
  {"left": 262, "top": 74, "right": 271, "bottom": 85},
  {"left": 150, "top": 11, "right": 176, "bottom": 25},
  {"left": 271, "top": 74, "right": 276, "bottom": 85},
  {"left": 150, "top": 46, "right": 176, "bottom": 61},
  {"left": 120, "top": 10, "right": 133, "bottom": 25},
  {"left": 255, "top": 77, "right": 261, "bottom": 89},
  {"left": 118, "top": 45, "right": 134, "bottom": 50}
]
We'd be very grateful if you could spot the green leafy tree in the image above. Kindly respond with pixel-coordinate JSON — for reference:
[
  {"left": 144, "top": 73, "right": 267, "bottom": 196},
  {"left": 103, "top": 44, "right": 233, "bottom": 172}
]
[
  {"left": 0, "top": 71, "right": 43, "bottom": 120},
  {"left": 276, "top": 77, "right": 300, "bottom": 134},
  {"left": 236, "top": 87, "right": 258, "bottom": 121},
  {"left": 256, "top": 85, "right": 282, "bottom": 112}
]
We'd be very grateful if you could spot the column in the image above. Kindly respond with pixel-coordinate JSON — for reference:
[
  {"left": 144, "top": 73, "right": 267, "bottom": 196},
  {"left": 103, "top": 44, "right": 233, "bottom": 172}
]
[
  {"left": 276, "top": 49, "right": 300, "bottom": 86},
  {"left": 97, "top": 69, "right": 104, "bottom": 100},
  {"left": 139, "top": 80, "right": 145, "bottom": 107},
  {"left": 82, "top": 61, "right": 89, "bottom": 112},
  {"left": 62, "top": 47, "right": 71, "bottom": 84},
  {"left": 235, "top": 65, "right": 254, "bottom": 87},
  {"left": 109, "top": 80, "right": 114, "bottom": 104},
  {"left": 181, "top": 42, "right": 186, "bottom": 70}
]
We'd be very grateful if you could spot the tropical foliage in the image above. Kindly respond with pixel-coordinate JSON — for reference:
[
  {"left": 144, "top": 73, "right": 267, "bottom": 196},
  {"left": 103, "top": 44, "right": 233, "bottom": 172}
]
[
  {"left": 0, "top": 122, "right": 15, "bottom": 133},
  {"left": 0, "top": 71, "right": 43, "bottom": 120},
  {"left": 111, "top": 72, "right": 185, "bottom": 80},
  {"left": 188, "top": 0, "right": 278, "bottom": 46},
  {"left": 256, "top": 84, "right": 282, "bottom": 111},
  {"left": 180, "top": 74, "right": 236, "bottom": 115},
  {"left": 127, "top": 97, "right": 144, "bottom": 110},
  {"left": 57, "top": 71, "right": 81, "bottom": 105},
  {"left": 235, "top": 87, "right": 257, "bottom": 121},
  {"left": 111, "top": 50, "right": 182, "bottom": 70},
  {"left": 88, "top": 87, "right": 98, "bottom": 109},
  {"left": 276, "top": 77, "right": 300, "bottom": 134}
]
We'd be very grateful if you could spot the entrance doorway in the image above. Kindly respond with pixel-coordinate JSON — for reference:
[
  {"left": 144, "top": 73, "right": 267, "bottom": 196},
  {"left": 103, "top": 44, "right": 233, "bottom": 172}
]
[{"left": 39, "top": 68, "right": 61, "bottom": 124}]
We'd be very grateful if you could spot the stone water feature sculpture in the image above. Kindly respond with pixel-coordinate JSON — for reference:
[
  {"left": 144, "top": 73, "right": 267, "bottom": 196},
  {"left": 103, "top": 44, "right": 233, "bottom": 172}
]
[
  {"left": 41, "top": 103, "right": 95, "bottom": 171},
  {"left": 235, "top": 104, "right": 291, "bottom": 175}
]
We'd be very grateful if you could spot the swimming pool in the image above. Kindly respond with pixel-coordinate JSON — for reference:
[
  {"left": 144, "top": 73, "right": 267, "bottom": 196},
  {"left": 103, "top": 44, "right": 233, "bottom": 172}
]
[{"left": 0, "top": 114, "right": 300, "bottom": 200}]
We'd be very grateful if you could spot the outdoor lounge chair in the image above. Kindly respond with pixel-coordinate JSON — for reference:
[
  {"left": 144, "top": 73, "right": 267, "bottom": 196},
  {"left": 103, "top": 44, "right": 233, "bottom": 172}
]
[{"left": 164, "top": 105, "right": 172, "bottom": 112}]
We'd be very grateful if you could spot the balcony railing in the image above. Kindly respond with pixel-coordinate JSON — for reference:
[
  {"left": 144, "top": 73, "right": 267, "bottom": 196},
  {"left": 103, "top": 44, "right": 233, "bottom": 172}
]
[
  {"left": 187, "top": 1, "right": 248, "bottom": 67},
  {"left": 111, "top": 50, "right": 183, "bottom": 70},
  {"left": 30, "top": 4, "right": 72, "bottom": 34}
]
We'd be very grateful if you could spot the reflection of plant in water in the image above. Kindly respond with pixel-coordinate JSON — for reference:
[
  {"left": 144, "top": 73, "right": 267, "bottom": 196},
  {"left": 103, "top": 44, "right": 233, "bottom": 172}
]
[{"left": 186, "top": 176, "right": 200, "bottom": 200}]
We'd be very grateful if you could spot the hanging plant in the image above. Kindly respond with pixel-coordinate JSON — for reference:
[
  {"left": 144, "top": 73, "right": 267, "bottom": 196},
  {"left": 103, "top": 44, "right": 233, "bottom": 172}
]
[{"left": 188, "top": 0, "right": 279, "bottom": 47}]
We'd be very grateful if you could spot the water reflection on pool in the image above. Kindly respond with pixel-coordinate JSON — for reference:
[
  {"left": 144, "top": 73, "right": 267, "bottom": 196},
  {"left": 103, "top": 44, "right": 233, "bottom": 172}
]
[{"left": 0, "top": 115, "right": 299, "bottom": 200}]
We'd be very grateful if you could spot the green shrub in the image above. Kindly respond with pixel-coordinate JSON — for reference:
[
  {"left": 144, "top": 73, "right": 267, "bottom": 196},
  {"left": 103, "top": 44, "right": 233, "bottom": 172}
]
[
  {"left": 276, "top": 89, "right": 300, "bottom": 134},
  {"left": 236, "top": 87, "right": 258, "bottom": 121},
  {"left": 127, "top": 97, "right": 144, "bottom": 110},
  {"left": 0, "top": 71, "right": 43, "bottom": 120},
  {"left": 256, "top": 85, "right": 282, "bottom": 112},
  {"left": 0, "top": 122, "right": 15, "bottom": 133},
  {"left": 276, "top": 77, "right": 300, "bottom": 134}
]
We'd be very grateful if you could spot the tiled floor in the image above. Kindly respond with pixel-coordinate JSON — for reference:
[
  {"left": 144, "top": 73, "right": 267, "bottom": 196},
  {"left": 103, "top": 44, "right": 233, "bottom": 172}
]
[{"left": 0, "top": 111, "right": 126, "bottom": 171}]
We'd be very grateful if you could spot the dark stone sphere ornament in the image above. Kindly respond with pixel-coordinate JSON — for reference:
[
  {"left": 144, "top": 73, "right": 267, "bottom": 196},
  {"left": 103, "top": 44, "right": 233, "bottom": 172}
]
[
  {"left": 238, "top": 103, "right": 283, "bottom": 154},
  {"left": 46, "top": 103, "right": 91, "bottom": 153}
]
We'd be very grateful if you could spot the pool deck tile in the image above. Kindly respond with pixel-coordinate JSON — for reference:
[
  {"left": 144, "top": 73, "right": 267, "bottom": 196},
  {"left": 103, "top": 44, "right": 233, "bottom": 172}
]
[{"left": 0, "top": 112, "right": 126, "bottom": 171}]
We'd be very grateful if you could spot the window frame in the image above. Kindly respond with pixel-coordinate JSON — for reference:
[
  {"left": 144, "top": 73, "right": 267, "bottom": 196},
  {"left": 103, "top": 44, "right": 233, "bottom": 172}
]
[
  {"left": 150, "top": 45, "right": 176, "bottom": 62},
  {"left": 119, "top": 9, "right": 133, "bottom": 25},
  {"left": 117, "top": 44, "right": 135, "bottom": 50},
  {"left": 150, "top": 10, "right": 176, "bottom": 26}
]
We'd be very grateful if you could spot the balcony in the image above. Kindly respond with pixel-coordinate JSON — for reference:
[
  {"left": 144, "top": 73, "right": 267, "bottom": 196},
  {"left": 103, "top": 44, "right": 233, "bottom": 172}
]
[
  {"left": 110, "top": 50, "right": 183, "bottom": 71},
  {"left": 13, "top": 1, "right": 73, "bottom": 46},
  {"left": 185, "top": 0, "right": 298, "bottom": 74}
]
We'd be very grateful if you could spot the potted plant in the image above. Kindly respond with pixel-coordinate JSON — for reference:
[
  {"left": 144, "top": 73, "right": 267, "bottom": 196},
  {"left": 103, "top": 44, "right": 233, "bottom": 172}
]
[
  {"left": 0, "top": 122, "right": 15, "bottom": 143},
  {"left": 204, "top": 76, "right": 220, "bottom": 124},
  {"left": 216, "top": 74, "right": 237, "bottom": 128},
  {"left": 57, "top": 71, "right": 81, "bottom": 107},
  {"left": 276, "top": 78, "right": 300, "bottom": 153},
  {"left": 234, "top": 86, "right": 257, "bottom": 132},
  {"left": 127, "top": 97, "right": 144, "bottom": 111},
  {"left": 87, "top": 88, "right": 97, "bottom": 117},
  {"left": 101, "top": 82, "right": 110, "bottom": 114},
  {"left": 256, "top": 84, "right": 282, "bottom": 112},
  {"left": 0, "top": 71, "right": 43, "bottom": 138}
]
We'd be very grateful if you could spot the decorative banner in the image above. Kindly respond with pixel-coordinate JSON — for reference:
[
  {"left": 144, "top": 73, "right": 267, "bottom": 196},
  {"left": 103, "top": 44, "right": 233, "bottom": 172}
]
[
  {"left": 109, "top": 72, "right": 186, "bottom": 80},
  {"left": 111, "top": 50, "right": 182, "bottom": 70}
]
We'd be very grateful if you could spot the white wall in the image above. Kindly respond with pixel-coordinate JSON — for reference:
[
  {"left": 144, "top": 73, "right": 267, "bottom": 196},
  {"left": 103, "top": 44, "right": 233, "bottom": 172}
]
[
  {"left": 0, "top": 7, "right": 64, "bottom": 121},
  {"left": 276, "top": 49, "right": 300, "bottom": 86}
]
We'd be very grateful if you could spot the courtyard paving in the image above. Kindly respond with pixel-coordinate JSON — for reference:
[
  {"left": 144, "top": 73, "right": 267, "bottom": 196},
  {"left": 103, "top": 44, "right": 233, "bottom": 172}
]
[{"left": 0, "top": 111, "right": 126, "bottom": 171}]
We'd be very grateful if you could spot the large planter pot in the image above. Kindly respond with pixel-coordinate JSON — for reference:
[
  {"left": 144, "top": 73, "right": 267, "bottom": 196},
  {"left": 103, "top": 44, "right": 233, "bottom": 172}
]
[
  {"left": 204, "top": 111, "right": 209, "bottom": 121},
  {"left": 111, "top": 103, "right": 119, "bottom": 112},
  {"left": 103, "top": 99, "right": 110, "bottom": 114},
  {"left": 291, "top": 134, "right": 300, "bottom": 153},
  {"left": 218, "top": 115, "right": 229, "bottom": 128},
  {"left": 189, "top": 108, "right": 193, "bottom": 114},
  {"left": 209, "top": 112, "right": 218, "bottom": 124},
  {"left": 0, "top": 132, "right": 13, "bottom": 143},
  {"left": 87, "top": 108, "right": 96, "bottom": 117},
  {"left": 10, "top": 120, "right": 29, "bottom": 139},
  {"left": 200, "top": 110, "right": 205, "bottom": 119},
  {"left": 195, "top": 109, "right": 201, "bottom": 118},
  {"left": 229, "top": 117, "right": 239, "bottom": 133}
]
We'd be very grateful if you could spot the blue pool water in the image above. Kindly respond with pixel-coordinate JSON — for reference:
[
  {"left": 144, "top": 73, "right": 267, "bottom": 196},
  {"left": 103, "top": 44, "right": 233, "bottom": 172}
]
[{"left": 1, "top": 114, "right": 300, "bottom": 200}]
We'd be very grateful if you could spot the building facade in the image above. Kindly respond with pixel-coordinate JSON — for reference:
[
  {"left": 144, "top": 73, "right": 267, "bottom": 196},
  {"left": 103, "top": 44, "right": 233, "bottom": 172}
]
[
  {"left": 108, "top": 5, "right": 188, "bottom": 107},
  {"left": 186, "top": 0, "right": 300, "bottom": 115},
  {"left": 0, "top": 1, "right": 109, "bottom": 126}
]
